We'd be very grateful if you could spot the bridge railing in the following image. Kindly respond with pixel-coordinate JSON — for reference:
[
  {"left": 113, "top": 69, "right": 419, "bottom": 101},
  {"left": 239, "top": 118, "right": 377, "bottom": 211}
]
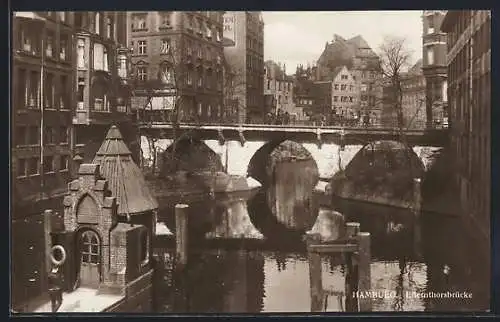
[{"left": 135, "top": 110, "right": 448, "bottom": 131}]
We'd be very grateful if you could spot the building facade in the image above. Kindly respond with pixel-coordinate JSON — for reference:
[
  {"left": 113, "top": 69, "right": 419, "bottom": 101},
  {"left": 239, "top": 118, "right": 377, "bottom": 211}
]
[
  {"left": 12, "top": 12, "right": 75, "bottom": 219},
  {"left": 127, "top": 11, "right": 225, "bottom": 125},
  {"left": 71, "top": 12, "right": 137, "bottom": 166},
  {"left": 223, "top": 11, "right": 264, "bottom": 123},
  {"left": 401, "top": 59, "right": 427, "bottom": 129},
  {"left": 422, "top": 10, "right": 448, "bottom": 127},
  {"left": 264, "top": 61, "right": 301, "bottom": 121},
  {"left": 441, "top": 10, "right": 491, "bottom": 241},
  {"left": 316, "top": 35, "right": 383, "bottom": 125}
]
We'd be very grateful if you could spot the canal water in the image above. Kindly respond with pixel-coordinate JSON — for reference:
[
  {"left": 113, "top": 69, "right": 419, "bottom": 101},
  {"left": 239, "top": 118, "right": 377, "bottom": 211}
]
[
  {"left": 11, "top": 147, "right": 490, "bottom": 313},
  {"left": 152, "top": 169, "right": 490, "bottom": 313}
]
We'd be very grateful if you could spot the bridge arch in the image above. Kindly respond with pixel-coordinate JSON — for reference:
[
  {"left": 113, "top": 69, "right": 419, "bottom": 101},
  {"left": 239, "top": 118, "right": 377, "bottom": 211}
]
[{"left": 160, "top": 136, "right": 224, "bottom": 176}]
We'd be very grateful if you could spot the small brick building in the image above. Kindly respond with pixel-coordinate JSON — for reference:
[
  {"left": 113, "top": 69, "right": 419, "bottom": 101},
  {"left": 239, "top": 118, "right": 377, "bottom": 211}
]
[{"left": 52, "top": 125, "right": 159, "bottom": 310}]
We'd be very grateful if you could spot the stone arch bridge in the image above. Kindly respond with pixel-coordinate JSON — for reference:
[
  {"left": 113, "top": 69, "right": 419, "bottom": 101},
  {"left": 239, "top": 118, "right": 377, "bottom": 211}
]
[{"left": 139, "top": 123, "right": 448, "bottom": 181}]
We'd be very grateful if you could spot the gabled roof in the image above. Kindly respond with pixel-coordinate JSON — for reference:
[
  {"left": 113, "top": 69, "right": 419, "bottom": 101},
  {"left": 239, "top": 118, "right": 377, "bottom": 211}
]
[{"left": 93, "top": 125, "right": 158, "bottom": 216}]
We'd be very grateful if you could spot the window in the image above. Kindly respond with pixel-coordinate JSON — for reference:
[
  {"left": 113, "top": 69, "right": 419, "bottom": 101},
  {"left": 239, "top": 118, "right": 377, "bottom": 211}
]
[
  {"left": 77, "top": 38, "right": 86, "bottom": 68},
  {"left": 361, "top": 84, "right": 367, "bottom": 92},
  {"left": 28, "top": 125, "right": 39, "bottom": 145},
  {"left": 46, "top": 32, "right": 54, "bottom": 58},
  {"left": 427, "top": 46, "right": 434, "bottom": 65},
  {"left": 60, "top": 155, "right": 69, "bottom": 171},
  {"left": 349, "top": 96, "right": 353, "bottom": 102},
  {"left": 44, "top": 127, "right": 56, "bottom": 144},
  {"left": 93, "top": 43, "right": 104, "bottom": 70},
  {"left": 207, "top": 104, "right": 212, "bottom": 117},
  {"left": 60, "top": 126, "right": 68, "bottom": 143},
  {"left": 197, "top": 69, "right": 203, "bottom": 88},
  {"left": 159, "top": 64, "right": 173, "bottom": 84},
  {"left": 28, "top": 157, "right": 39, "bottom": 175},
  {"left": 267, "top": 80, "right": 270, "bottom": 90},
  {"left": 45, "top": 73, "right": 55, "bottom": 108},
  {"left": 118, "top": 55, "right": 127, "bottom": 78},
  {"left": 60, "top": 75, "right": 68, "bottom": 109},
  {"left": 81, "top": 230, "right": 100, "bottom": 265},
  {"left": 21, "top": 27, "right": 33, "bottom": 53},
  {"left": 341, "top": 74, "right": 348, "bottom": 80},
  {"left": 333, "top": 96, "right": 338, "bottom": 102},
  {"left": 197, "top": 46, "right": 203, "bottom": 59},
  {"left": 206, "top": 24, "right": 212, "bottom": 38},
  {"left": 17, "top": 159, "right": 27, "bottom": 177},
  {"left": 16, "top": 126, "right": 27, "bottom": 146},
  {"left": 59, "top": 12, "right": 66, "bottom": 22},
  {"left": 334, "top": 84, "right": 339, "bottom": 90},
  {"left": 59, "top": 34, "right": 68, "bottom": 61},
  {"left": 95, "top": 13, "right": 100, "bottom": 34},
  {"left": 160, "top": 38, "right": 170, "bottom": 54},
  {"left": 132, "top": 13, "right": 147, "bottom": 30},
  {"left": 106, "top": 17, "right": 113, "bottom": 38},
  {"left": 103, "top": 47, "right": 108, "bottom": 71},
  {"left": 427, "top": 16, "right": 435, "bottom": 34},
  {"left": 160, "top": 12, "right": 171, "bottom": 28},
  {"left": 216, "top": 29, "right": 222, "bottom": 42},
  {"left": 43, "top": 156, "right": 54, "bottom": 173},
  {"left": 442, "top": 80, "right": 448, "bottom": 102},
  {"left": 341, "top": 84, "right": 347, "bottom": 91},
  {"left": 349, "top": 85, "right": 354, "bottom": 91},
  {"left": 197, "top": 102, "right": 202, "bottom": 116},
  {"left": 17, "top": 69, "right": 27, "bottom": 109},
  {"left": 137, "top": 66, "right": 147, "bottom": 81},
  {"left": 138, "top": 40, "right": 147, "bottom": 55},
  {"left": 186, "top": 69, "right": 193, "bottom": 85}
]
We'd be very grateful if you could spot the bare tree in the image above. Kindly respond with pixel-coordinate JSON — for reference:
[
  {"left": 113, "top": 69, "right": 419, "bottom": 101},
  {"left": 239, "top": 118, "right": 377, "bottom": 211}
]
[
  {"left": 133, "top": 37, "right": 195, "bottom": 176},
  {"left": 378, "top": 35, "right": 414, "bottom": 139}
]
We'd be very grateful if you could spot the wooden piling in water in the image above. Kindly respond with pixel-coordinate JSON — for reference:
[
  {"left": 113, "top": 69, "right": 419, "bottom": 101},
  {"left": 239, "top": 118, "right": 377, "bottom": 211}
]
[
  {"left": 357, "top": 232, "right": 372, "bottom": 312},
  {"left": 305, "top": 232, "right": 323, "bottom": 312},
  {"left": 175, "top": 204, "right": 189, "bottom": 270},
  {"left": 413, "top": 178, "right": 422, "bottom": 259},
  {"left": 344, "top": 222, "right": 360, "bottom": 312}
]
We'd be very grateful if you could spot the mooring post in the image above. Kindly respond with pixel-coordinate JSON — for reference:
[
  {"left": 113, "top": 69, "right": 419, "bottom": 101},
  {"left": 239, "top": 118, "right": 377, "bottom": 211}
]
[
  {"left": 357, "top": 232, "right": 372, "bottom": 312},
  {"left": 43, "top": 209, "right": 54, "bottom": 294},
  {"left": 175, "top": 204, "right": 189, "bottom": 270},
  {"left": 305, "top": 232, "right": 323, "bottom": 312},
  {"left": 344, "top": 222, "right": 360, "bottom": 312},
  {"left": 413, "top": 178, "right": 422, "bottom": 259}
]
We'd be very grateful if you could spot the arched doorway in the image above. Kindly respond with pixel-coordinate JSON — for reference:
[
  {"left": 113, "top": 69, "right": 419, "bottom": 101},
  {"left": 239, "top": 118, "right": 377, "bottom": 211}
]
[{"left": 79, "top": 229, "right": 101, "bottom": 287}]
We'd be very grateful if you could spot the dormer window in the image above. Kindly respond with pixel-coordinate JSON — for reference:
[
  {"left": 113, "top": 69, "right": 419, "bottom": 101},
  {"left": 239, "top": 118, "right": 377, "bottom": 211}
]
[{"left": 132, "top": 13, "right": 147, "bottom": 31}]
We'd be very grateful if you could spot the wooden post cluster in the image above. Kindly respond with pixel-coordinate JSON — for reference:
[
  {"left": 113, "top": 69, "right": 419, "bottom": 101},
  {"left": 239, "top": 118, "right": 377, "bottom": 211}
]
[
  {"left": 306, "top": 221, "right": 372, "bottom": 312},
  {"left": 175, "top": 204, "right": 189, "bottom": 270}
]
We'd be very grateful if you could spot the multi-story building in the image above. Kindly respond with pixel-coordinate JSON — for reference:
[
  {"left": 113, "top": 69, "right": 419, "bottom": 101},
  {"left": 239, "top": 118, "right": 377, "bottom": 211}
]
[
  {"left": 316, "top": 34, "right": 383, "bottom": 125},
  {"left": 294, "top": 64, "right": 318, "bottom": 122},
  {"left": 127, "top": 11, "right": 225, "bottom": 125},
  {"left": 72, "top": 12, "right": 136, "bottom": 165},
  {"left": 328, "top": 66, "right": 359, "bottom": 120},
  {"left": 12, "top": 12, "right": 74, "bottom": 220},
  {"left": 401, "top": 59, "right": 427, "bottom": 129},
  {"left": 264, "top": 61, "right": 302, "bottom": 120},
  {"left": 422, "top": 10, "right": 448, "bottom": 128},
  {"left": 223, "top": 11, "right": 264, "bottom": 124},
  {"left": 441, "top": 10, "right": 491, "bottom": 243}
]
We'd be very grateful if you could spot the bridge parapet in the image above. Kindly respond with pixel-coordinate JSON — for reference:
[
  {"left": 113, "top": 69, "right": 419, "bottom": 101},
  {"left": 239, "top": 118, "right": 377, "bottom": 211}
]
[{"left": 138, "top": 122, "right": 449, "bottom": 147}]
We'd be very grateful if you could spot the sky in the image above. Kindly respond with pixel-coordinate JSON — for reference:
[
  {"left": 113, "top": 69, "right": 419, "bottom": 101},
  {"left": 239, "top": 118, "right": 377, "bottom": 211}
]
[{"left": 262, "top": 11, "right": 423, "bottom": 75}]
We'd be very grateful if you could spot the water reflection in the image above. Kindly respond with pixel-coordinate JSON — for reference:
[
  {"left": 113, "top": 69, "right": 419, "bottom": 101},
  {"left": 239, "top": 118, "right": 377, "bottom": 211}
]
[{"left": 152, "top": 186, "right": 489, "bottom": 313}]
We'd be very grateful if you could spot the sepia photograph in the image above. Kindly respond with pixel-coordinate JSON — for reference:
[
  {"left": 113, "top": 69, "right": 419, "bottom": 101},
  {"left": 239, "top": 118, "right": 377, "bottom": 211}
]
[{"left": 10, "top": 10, "right": 491, "bottom": 314}]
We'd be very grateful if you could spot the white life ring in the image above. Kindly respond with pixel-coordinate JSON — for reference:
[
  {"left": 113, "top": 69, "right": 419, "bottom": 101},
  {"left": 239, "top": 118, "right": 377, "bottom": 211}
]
[{"left": 50, "top": 245, "right": 67, "bottom": 266}]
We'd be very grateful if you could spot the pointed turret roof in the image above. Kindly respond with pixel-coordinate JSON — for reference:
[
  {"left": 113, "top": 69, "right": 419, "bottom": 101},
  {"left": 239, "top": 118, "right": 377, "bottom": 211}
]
[{"left": 93, "top": 125, "right": 158, "bottom": 216}]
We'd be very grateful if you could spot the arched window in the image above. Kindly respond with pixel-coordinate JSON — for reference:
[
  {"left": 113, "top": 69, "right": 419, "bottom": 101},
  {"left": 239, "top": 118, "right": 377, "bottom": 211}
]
[{"left": 81, "top": 230, "right": 100, "bottom": 264}]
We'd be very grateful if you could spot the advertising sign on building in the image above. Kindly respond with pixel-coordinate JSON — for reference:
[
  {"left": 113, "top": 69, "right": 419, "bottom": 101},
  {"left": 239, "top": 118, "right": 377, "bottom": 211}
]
[{"left": 223, "top": 13, "right": 236, "bottom": 47}]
